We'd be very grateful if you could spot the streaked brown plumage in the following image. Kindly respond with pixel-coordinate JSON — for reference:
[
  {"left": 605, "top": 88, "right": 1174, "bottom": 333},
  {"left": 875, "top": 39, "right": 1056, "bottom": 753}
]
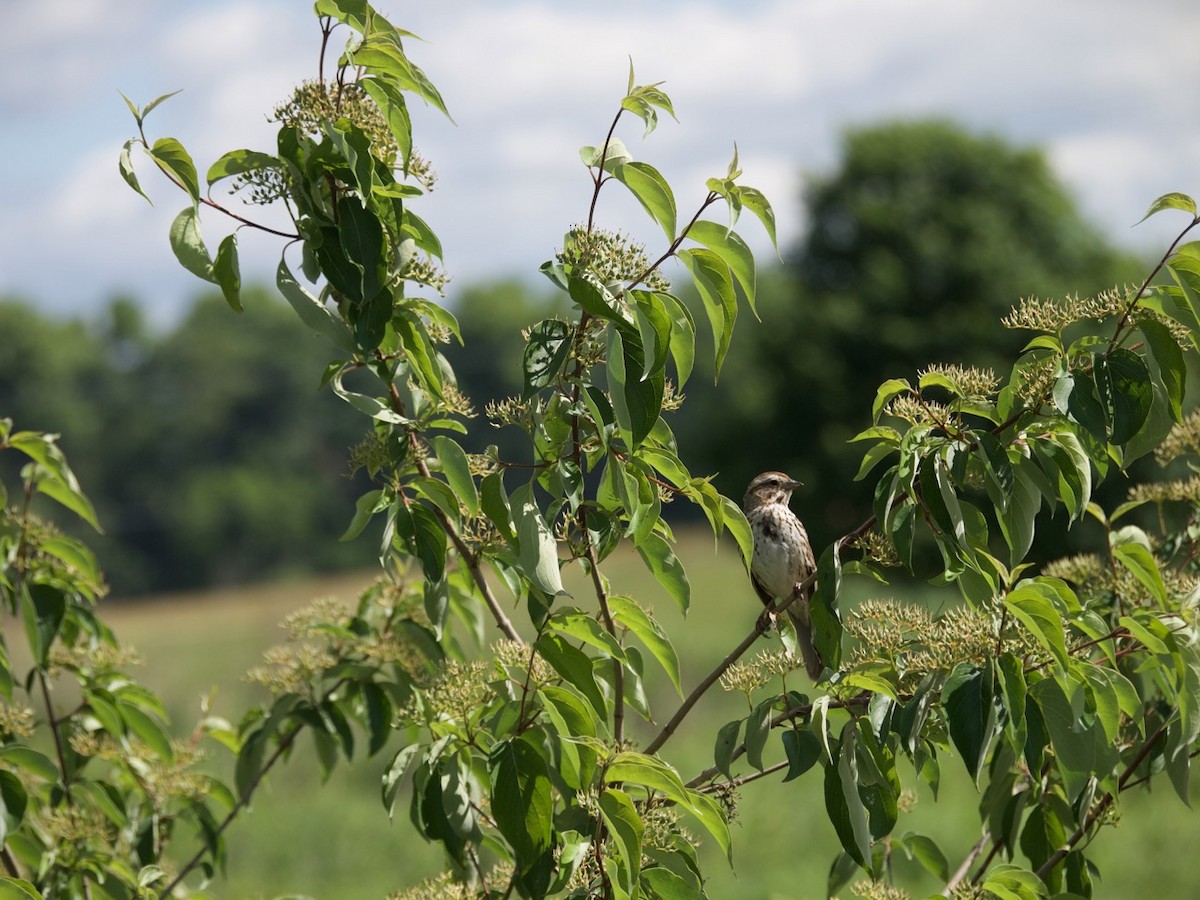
[{"left": 743, "top": 471, "right": 823, "bottom": 679}]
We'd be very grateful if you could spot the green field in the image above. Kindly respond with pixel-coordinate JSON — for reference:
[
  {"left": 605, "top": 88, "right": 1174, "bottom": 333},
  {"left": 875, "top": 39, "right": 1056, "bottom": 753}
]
[{"left": 101, "top": 531, "right": 1200, "bottom": 899}]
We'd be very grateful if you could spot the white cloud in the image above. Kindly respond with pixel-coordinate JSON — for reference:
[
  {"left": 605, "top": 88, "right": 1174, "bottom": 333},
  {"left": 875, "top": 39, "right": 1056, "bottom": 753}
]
[{"left": 4, "top": 0, "right": 1200, "bottom": 319}]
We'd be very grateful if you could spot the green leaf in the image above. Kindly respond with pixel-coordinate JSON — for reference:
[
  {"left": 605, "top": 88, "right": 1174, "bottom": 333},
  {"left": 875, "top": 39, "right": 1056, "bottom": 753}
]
[
  {"left": 599, "top": 788, "right": 643, "bottom": 894},
  {"left": 361, "top": 76, "right": 414, "bottom": 169},
  {"left": 899, "top": 833, "right": 949, "bottom": 882},
  {"left": 687, "top": 220, "right": 758, "bottom": 316},
  {"left": 0, "top": 771, "right": 27, "bottom": 845},
  {"left": 999, "top": 462, "right": 1040, "bottom": 565},
  {"left": 392, "top": 311, "right": 444, "bottom": 398},
  {"left": 490, "top": 737, "right": 554, "bottom": 870},
  {"left": 206, "top": 148, "right": 278, "bottom": 186},
  {"left": 609, "top": 596, "right": 682, "bottom": 696},
  {"left": 480, "top": 471, "right": 517, "bottom": 544},
  {"left": 539, "top": 685, "right": 597, "bottom": 790},
  {"left": 781, "top": 728, "right": 821, "bottom": 782},
  {"left": 168, "top": 206, "right": 215, "bottom": 283},
  {"left": 655, "top": 291, "right": 696, "bottom": 387},
  {"left": 872, "top": 378, "right": 912, "bottom": 422},
  {"left": 235, "top": 728, "right": 267, "bottom": 801},
  {"left": 1097, "top": 348, "right": 1153, "bottom": 446},
  {"left": 535, "top": 633, "right": 607, "bottom": 721},
  {"left": 634, "top": 532, "right": 691, "bottom": 614},
  {"left": 677, "top": 247, "right": 737, "bottom": 379},
  {"left": 1005, "top": 583, "right": 1069, "bottom": 668},
  {"left": 1111, "top": 530, "right": 1168, "bottom": 608},
  {"left": 613, "top": 161, "right": 676, "bottom": 241},
  {"left": 640, "top": 866, "right": 701, "bottom": 900},
  {"left": 1140, "top": 318, "right": 1185, "bottom": 423},
  {"left": 632, "top": 290, "right": 674, "bottom": 381},
  {"left": 149, "top": 137, "right": 200, "bottom": 201},
  {"left": 119, "top": 700, "right": 174, "bottom": 761},
  {"left": 1136, "top": 191, "right": 1197, "bottom": 224},
  {"left": 681, "top": 788, "right": 732, "bottom": 864},
  {"left": 0, "top": 747, "right": 56, "bottom": 783},
  {"left": 942, "top": 661, "right": 996, "bottom": 783},
  {"left": 393, "top": 502, "right": 446, "bottom": 582},
  {"left": 140, "top": 89, "right": 182, "bottom": 121},
  {"left": 21, "top": 584, "right": 65, "bottom": 665},
  {"left": 213, "top": 233, "right": 242, "bottom": 312},
  {"left": 714, "top": 719, "right": 741, "bottom": 779},
  {"left": 744, "top": 697, "right": 775, "bottom": 771},
  {"left": 336, "top": 196, "right": 387, "bottom": 302},
  {"left": 510, "top": 482, "right": 564, "bottom": 595},
  {"left": 430, "top": 436, "right": 479, "bottom": 517},
  {"left": 0, "top": 878, "right": 43, "bottom": 900},
  {"left": 276, "top": 255, "right": 355, "bottom": 351},
  {"left": 605, "top": 752, "right": 691, "bottom": 807},
  {"left": 522, "top": 319, "right": 572, "bottom": 397},
  {"left": 548, "top": 608, "right": 627, "bottom": 661},
  {"left": 381, "top": 744, "right": 420, "bottom": 819},
  {"left": 997, "top": 653, "right": 1028, "bottom": 754},
  {"left": 810, "top": 544, "right": 843, "bottom": 672},
  {"left": 1029, "top": 678, "right": 1099, "bottom": 803},
  {"left": 824, "top": 725, "right": 872, "bottom": 868},
  {"left": 738, "top": 186, "right": 777, "bottom": 252},
  {"left": 606, "top": 324, "right": 663, "bottom": 449},
  {"left": 119, "top": 139, "right": 151, "bottom": 204}
]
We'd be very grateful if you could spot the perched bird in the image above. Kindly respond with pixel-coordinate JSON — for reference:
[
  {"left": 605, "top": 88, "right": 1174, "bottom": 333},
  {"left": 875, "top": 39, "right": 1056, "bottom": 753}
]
[{"left": 743, "top": 471, "right": 823, "bottom": 679}]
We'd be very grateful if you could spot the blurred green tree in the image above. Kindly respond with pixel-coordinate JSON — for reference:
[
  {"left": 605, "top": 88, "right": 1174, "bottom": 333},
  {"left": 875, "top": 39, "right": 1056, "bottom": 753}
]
[
  {"left": 0, "top": 290, "right": 374, "bottom": 593},
  {"left": 677, "top": 119, "right": 1143, "bottom": 544}
]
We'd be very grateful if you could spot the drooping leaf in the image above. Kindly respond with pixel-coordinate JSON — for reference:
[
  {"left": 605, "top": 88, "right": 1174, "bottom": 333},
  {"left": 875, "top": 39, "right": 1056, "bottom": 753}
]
[
  {"left": 677, "top": 247, "right": 736, "bottom": 379},
  {"left": 490, "top": 737, "right": 554, "bottom": 871},
  {"left": 1097, "top": 348, "right": 1154, "bottom": 446},
  {"left": 655, "top": 291, "right": 696, "bottom": 387},
  {"left": 738, "top": 185, "right": 778, "bottom": 252},
  {"left": 687, "top": 219, "right": 757, "bottom": 316},
  {"left": 1004, "top": 583, "right": 1069, "bottom": 668},
  {"left": 1136, "top": 191, "right": 1197, "bottom": 224},
  {"left": 613, "top": 161, "right": 676, "bottom": 241},
  {"left": 942, "top": 662, "right": 996, "bottom": 784},
  {"left": 168, "top": 206, "right": 215, "bottom": 283},
  {"left": 609, "top": 596, "right": 682, "bottom": 696},
  {"left": 824, "top": 725, "right": 872, "bottom": 868},
  {"left": 599, "top": 788, "right": 643, "bottom": 894},
  {"left": 119, "top": 139, "right": 151, "bottom": 204},
  {"left": 213, "top": 233, "right": 242, "bottom": 312},
  {"left": 430, "top": 435, "right": 479, "bottom": 517},
  {"left": 510, "top": 482, "right": 565, "bottom": 595},
  {"left": 1140, "top": 317, "right": 1186, "bottom": 423},
  {"left": 781, "top": 728, "right": 822, "bottom": 782},
  {"left": 633, "top": 532, "right": 690, "bottom": 614},
  {"left": 276, "top": 255, "right": 355, "bottom": 351}
]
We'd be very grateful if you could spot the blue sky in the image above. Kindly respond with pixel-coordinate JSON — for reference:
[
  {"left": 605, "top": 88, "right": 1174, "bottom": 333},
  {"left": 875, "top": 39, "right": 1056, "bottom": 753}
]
[{"left": 2, "top": 0, "right": 1199, "bottom": 325}]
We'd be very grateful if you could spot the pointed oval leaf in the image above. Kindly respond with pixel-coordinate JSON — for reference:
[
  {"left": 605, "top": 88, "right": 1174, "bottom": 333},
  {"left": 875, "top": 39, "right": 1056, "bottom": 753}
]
[
  {"left": 149, "top": 137, "right": 199, "bottom": 201},
  {"left": 168, "top": 206, "right": 215, "bottom": 283}
]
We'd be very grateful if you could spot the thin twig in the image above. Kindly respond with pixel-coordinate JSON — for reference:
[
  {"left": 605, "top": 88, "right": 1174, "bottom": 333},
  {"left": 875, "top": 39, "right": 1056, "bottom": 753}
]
[
  {"left": 1108, "top": 215, "right": 1200, "bottom": 352},
  {"left": 941, "top": 828, "right": 990, "bottom": 896},
  {"left": 156, "top": 722, "right": 305, "bottom": 898},
  {"left": 698, "top": 758, "right": 789, "bottom": 792},
  {"left": 1033, "top": 720, "right": 1169, "bottom": 881}
]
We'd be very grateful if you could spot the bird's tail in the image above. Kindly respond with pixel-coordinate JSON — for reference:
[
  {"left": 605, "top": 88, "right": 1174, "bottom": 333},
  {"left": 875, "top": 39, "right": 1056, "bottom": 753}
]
[{"left": 786, "top": 601, "right": 824, "bottom": 680}]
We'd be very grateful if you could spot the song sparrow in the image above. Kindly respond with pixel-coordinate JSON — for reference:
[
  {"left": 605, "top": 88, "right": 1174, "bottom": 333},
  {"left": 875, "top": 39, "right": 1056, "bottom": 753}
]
[{"left": 743, "top": 471, "right": 823, "bottom": 679}]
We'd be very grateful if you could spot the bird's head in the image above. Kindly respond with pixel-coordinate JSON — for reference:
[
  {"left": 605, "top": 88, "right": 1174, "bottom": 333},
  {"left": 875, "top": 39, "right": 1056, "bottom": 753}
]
[{"left": 743, "top": 471, "right": 802, "bottom": 512}]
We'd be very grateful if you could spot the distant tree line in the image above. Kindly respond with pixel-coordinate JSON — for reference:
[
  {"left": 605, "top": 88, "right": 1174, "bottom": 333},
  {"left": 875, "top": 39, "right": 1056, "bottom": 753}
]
[{"left": 0, "top": 120, "right": 1144, "bottom": 595}]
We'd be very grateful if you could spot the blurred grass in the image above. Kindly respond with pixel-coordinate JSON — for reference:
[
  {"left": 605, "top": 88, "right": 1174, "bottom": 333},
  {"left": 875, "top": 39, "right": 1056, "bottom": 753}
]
[{"left": 102, "top": 530, "right": 1200, "bottom": 899}]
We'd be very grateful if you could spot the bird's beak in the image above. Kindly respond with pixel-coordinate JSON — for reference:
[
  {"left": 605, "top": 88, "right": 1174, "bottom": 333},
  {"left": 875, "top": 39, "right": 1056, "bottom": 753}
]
[{"left": 785, "top": 478, "right": 803, "bottom": 491}]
